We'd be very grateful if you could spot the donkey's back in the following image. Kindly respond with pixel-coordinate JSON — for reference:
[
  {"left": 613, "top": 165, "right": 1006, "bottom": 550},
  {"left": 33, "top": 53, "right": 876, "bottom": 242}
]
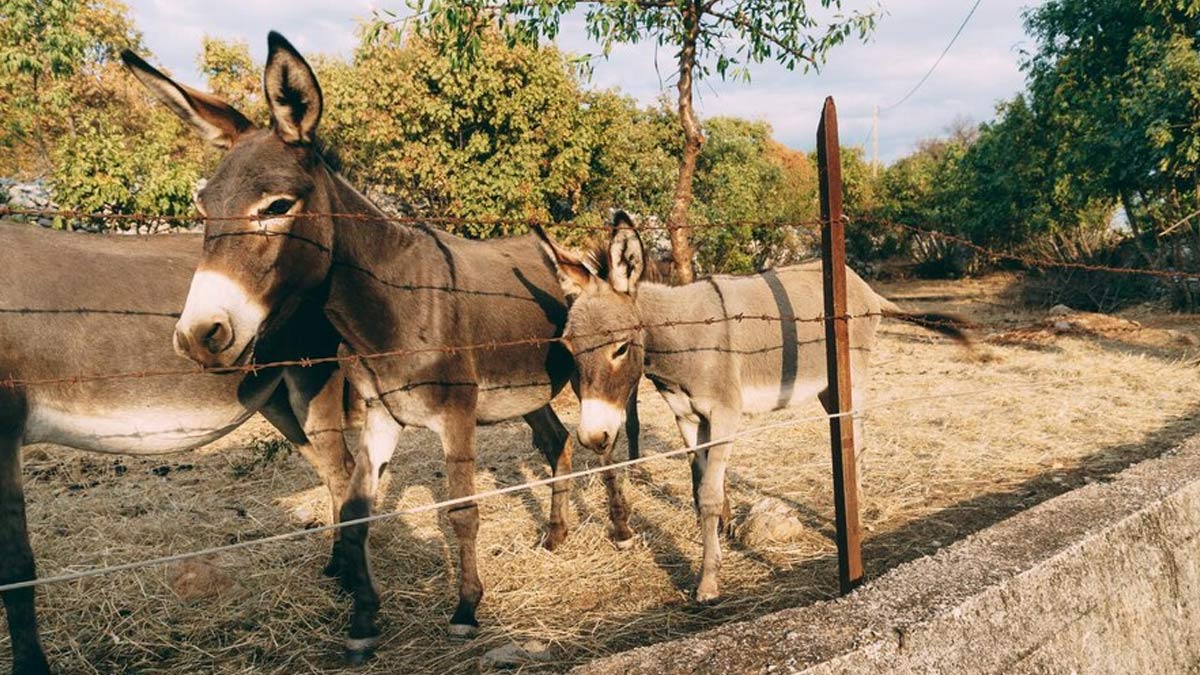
[{"left": 650, "top": 260, "right": 885, "bottom": 414}]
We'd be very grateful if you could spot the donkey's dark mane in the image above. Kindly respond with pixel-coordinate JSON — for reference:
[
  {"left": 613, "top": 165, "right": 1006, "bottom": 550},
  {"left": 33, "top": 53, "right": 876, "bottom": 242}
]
[{"left": 313, "top": 137, "right": 346, "bottom": 175}]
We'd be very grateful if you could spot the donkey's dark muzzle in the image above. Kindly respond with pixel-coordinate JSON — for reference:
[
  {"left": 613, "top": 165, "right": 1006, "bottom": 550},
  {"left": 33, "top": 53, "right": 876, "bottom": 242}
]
[{"left": 173, "top": 316, "right": 235, "bottom": 367}]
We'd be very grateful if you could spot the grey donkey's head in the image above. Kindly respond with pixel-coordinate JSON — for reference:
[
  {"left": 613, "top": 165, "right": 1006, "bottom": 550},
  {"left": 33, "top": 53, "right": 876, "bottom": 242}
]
[{"left": 536, "top": 212, "right": 648, "bottom": 452}]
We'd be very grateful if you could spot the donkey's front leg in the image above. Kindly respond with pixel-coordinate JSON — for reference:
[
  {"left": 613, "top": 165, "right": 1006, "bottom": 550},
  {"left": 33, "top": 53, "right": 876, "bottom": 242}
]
[
  {"left": 523, "top": 405, "right": 573, "bottom": 550},
  {"left": 278, "top": 366, "right": 356, "bottom": 585},
  {"left": 0, "top": 433, "right": 50, "bottom": 675},
  {"left": 440, "top": 410, "right": 484, "bottom": 637},
  {"left": 339, "top": 400, "right": 402, "bottom": 664},
  {"left": 694, "top": 410, "right": 739, "bottom": 603},
  {"left": 599, "top": 445, "right": 636, "bottom": 548}
]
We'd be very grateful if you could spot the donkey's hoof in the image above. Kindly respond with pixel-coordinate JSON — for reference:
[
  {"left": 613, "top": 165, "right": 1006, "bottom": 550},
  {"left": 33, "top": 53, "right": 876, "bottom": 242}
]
[
  {"left": 322, "top": 557, "right": 341, "bottom": 579},
  {"left": 448, "top": 622, "right": 480, "bottom": 640},
  {"left": 613, "top": 534, "right": 638, "bottom": 551},
  {"left": 343, "top": 636, "right": 380, "bottom": 665},
  {"left": 540, "top": 527, "right": 568, "bottom": 551},
  {"left": 695, "top": 584, "right": 721, "bottom": 604}
]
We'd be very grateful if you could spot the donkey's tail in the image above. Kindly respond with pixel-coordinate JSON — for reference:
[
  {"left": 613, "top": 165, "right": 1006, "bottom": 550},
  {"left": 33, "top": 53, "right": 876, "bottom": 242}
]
[{"left": 876, "top": 296, "right": 974, "bottom": 346}]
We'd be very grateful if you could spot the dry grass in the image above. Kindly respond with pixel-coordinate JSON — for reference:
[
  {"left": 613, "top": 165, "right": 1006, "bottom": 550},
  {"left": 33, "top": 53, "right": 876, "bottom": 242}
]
[{"left": 5, "top": 273, "right": 1200, "bottom": 674}]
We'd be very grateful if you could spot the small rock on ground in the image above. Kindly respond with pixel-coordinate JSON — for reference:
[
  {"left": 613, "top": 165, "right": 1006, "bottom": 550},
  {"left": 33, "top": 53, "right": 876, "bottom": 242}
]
[
  {"left": 167, "top": 558, "right": 235, "bottom": 601},
  {"left": 481, "top": 640, "right": 555, "bottom": 670},
  {"left": 737, "top": 497, "right": 806, "bottom": 547}
]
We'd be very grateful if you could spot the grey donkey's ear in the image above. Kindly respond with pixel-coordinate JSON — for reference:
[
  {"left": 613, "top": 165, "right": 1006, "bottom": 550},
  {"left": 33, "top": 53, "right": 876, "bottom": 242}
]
[
  {"left": 608, "top": 210, "right": 644, "bottom": 295},
  {"left": 121, "top": 50, "right": 254, "bottom": 149},
  {"left": 531, "top": 225, "right": 597, "bottom": 302},
  {"left": 264, "top": 31, "right": 322, "bottom": 145}
]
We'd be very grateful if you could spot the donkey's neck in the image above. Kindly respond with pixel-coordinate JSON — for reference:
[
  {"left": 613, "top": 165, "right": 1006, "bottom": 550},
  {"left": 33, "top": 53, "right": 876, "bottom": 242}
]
[
  {"left": 636, "top": 280, "right": 720, "bottom": 386},
  {"left": 319, "top": 167, "right": 454, "bottom": 353},
  {"left": 323, "top": 167, "right": 425, "bottom": 263}
]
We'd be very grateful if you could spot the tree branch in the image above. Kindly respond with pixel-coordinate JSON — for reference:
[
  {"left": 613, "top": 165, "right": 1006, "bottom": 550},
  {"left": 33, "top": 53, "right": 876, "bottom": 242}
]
[{"left": 706, "top": 8, "right": 818, "bottom": 65}]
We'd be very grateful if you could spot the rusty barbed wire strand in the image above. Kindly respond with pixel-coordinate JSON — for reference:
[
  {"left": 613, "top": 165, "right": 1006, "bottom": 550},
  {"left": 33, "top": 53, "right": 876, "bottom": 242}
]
[
  {"left": 1, "top": 310, "right": 953, "bottom": 390},
  {"left": 3, "top": 206, "right": 1190, "bottom": 392},
  {"left": 874, "top": 218, "right": 1200, "bottom": 282},
  {"left": 0, "top": 206, "right": 823, "bottom": 232},
  {"left": 5, "top": 205, "right": 1196, "bottom": 280}
]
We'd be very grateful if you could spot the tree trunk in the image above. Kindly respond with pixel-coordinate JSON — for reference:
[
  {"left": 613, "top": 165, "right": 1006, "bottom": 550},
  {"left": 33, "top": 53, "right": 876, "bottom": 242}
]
[
  {"left": 1120, "top": 189, "right": 1157, "bottom": 269},
  {"left": 666, "top": 0, "right": 703, "bottom": 285}
]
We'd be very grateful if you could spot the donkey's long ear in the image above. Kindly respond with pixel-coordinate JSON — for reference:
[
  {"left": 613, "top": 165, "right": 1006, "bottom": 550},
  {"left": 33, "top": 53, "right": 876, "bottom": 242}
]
[
  {"left": 264, "top": 31, "right": 322, "bottom": 145},
  {"left": 608, "top": 211, "right": 645, "bottom": 295},
  {"left": 531, "top": 225, "right": 596, "bottom": 302},
  {"left": 121, "top": 50, "right": 253, "bottom": 149}
]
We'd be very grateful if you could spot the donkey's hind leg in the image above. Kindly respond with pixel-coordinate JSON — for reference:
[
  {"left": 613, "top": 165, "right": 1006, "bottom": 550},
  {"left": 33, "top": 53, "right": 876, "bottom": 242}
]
[
  {"left": 440, "top": 409, "right": 484, "bottom": 638},
  {"left": 523, "top": 405, "right": 573, "bottom": 550},
  {"left": 0, "top": 432, "right": 50, "bottom": 675},
  {"left": 678, "top": 416, "right": 733, "bottom": 536},
  {"left": 338, "top": 398, "right": 403, "bottom": 664}
]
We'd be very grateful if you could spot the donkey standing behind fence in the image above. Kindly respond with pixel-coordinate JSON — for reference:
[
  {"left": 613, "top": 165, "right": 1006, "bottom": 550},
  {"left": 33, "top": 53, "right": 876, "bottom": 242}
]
[
  {"left": 123, "top": 32, "right": 638, "bottom": 662},
  {"left": 536, "top": 213, "right": 970, "bottom": 602},
  {"left": 0, "top": 223, "right": 358, "bottom": 675}
]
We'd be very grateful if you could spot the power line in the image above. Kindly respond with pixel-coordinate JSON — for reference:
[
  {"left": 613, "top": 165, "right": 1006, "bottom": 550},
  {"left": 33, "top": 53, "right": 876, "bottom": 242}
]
[{"left": 880, "top": 0, "right": 984, "bottom": 112}]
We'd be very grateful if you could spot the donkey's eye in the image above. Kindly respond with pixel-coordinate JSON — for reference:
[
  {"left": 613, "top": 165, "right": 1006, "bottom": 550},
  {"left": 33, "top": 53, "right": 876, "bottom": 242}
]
[
  {"left": 613, "top": 342, "right": 630, "bottom": 359},
  {"left": 261, "top": 198, "right": 296, "bottom": 217}
]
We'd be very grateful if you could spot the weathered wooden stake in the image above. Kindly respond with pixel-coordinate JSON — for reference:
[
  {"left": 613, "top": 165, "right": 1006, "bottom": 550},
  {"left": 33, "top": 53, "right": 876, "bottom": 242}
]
[{"left": 816, "top": 96, "right": 864, "bottom": 594}]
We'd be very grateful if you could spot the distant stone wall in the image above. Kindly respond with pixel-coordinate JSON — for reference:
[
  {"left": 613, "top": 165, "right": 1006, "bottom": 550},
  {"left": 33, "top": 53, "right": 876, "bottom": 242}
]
[
  {"left": 571, "top": 438, "right": 1200, "bottom": 675},
  {"left": 1, "top": 178, "right": 56, "bottom": 227}
]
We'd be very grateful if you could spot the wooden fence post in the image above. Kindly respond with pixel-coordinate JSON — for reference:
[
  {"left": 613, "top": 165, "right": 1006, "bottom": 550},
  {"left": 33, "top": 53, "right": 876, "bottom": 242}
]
[{"left": 817, "top": 96, "right": 865, "bottom": 594}]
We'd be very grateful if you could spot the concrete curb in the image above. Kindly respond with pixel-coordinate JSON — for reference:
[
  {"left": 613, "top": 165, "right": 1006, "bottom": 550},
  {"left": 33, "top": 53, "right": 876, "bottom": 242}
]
[{"left": 571, "top": 438, "right": 1200, "bottom": 674}]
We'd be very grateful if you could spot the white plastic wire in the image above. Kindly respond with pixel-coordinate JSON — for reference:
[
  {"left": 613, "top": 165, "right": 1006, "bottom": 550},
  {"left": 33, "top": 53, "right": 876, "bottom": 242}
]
[{"left": 0, "top": 373, "right": 1109, "bottom": 594}]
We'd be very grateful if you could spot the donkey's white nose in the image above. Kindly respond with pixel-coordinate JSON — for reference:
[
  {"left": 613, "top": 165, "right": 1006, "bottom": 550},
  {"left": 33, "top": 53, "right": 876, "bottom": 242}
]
[
  {"left": 577, "top": 399, "right": 623, "bottom": 452},
  {"left": 174, "top": 315, "right": 234, "bottom": 366}
]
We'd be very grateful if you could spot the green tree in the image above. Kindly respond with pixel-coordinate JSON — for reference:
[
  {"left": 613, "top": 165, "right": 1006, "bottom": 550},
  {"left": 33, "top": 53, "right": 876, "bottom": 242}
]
[
  {"left": 320, "top": 28, "right": 593, "bottom": 235},
  {"left": 691, "top": 116, "right": 818, "bottom": 272},
  {"left": 198, "top": 37, "right": 265, "bottom": 123},
  {"left": 1023, "top": 0, "right": 1200, "bottom": 238},
  {"left": 398, "top": 0, "right": 878, "bottom": 283},
  {"left": 0, "top": 0, "right": 142, "bottom": 175}
]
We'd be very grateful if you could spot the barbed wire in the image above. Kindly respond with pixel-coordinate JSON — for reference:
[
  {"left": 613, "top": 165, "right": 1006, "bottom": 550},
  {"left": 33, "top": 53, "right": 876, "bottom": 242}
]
[
  {"left": 875, "top": 218, "right": 1200, "bottom": 282},
  {"left": 0, "top": 311, "right": 924, "bottom": 390},
  {"left": 0, "top": 206, "right": 823, "bottom": 232},
  {"left": 5, "top": 206, "right": 1195, "bottom": 282},
  {"left": 0, "top": 371, "right": 1114, "bottom": 594}
]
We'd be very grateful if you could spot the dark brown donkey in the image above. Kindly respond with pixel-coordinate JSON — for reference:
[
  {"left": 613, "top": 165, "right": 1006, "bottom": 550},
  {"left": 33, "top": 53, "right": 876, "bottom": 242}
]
[
  {"left": 0, "top": 223, "right": 357, "bottom": 675},
  {"left": 124, "top": 32, "right": 637, "bottom": 662}
]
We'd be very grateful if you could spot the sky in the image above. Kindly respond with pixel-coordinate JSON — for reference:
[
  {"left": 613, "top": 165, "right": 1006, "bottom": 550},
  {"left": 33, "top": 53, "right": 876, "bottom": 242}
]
[{"left": 126, "top": 0, "right": 1043, "bottom": 163}]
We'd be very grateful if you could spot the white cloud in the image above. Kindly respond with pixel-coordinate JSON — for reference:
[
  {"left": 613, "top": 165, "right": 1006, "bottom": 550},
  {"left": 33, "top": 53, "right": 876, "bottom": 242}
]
[{"left": 124, "top": 0, "right": 1041, "bottom": 162}]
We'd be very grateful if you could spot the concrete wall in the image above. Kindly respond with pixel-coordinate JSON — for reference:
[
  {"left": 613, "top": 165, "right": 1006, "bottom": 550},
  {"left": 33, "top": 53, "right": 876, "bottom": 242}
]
[{"left": 571, "top": 438, "right": 1200, "bottom": 675}]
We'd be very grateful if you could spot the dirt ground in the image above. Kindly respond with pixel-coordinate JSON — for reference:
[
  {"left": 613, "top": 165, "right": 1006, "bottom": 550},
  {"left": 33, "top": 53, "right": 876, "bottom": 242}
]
[{"left": 4, "top": 273, "right": 1200, "bottom": 675}]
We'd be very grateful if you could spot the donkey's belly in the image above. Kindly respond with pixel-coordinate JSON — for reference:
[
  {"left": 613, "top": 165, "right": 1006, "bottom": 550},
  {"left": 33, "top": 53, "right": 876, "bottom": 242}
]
[
  {"left": 24, "top": 401, "right": 255, "bottom": 455},
  {"left": 740, "top": 378, "right": 825, "bottom": 415},
  {"left": 475, "top": 378, "right": 558, "bottom": 424}
]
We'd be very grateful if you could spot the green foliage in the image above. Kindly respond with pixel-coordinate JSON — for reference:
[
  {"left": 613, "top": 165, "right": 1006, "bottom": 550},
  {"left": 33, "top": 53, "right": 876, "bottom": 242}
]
[
  {"left": 1023, "top": 0, "right": 1200, "bottom": 233},
  {"left": 870, "top": 0, "right": 1200, "bottom": 305},
  {"left": 574, "top": 91, "right": 678, "bottom": 226},
  {"left": 399, "top": 1, "right": 878, "bottom": 83},
  {"left": 198, "top": 37, "right": 265, "bottom": 123},
  {"left": 690, "top": 117, "right": 818, "bottom": 273},
  {"left": 0, "top": 0, "right": 142, "bottom": 175},
  {"left": 320, "top": 27, "right": 593, "bottom": 235},
  {"left": 50, "top": 82, "right": 205, "bottom": 230}
]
